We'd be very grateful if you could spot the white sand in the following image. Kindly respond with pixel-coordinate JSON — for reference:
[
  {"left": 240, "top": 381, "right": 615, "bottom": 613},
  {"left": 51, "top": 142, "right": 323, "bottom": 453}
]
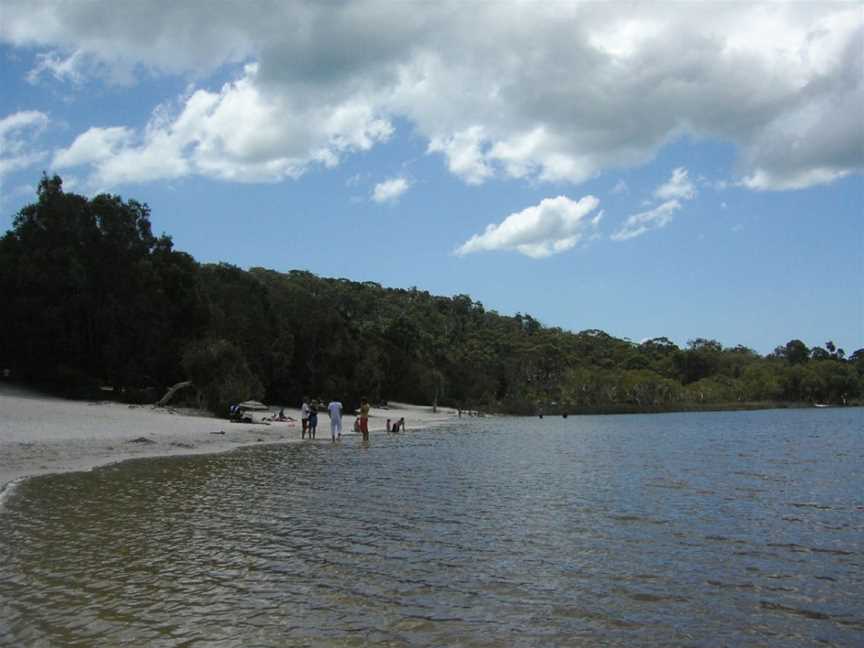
[{"left": 0, "top": 383, "right": 464, "bottom": 500}]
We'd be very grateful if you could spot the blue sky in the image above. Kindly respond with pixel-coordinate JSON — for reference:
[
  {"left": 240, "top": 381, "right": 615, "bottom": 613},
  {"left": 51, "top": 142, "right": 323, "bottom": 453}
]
[{"left": 1, "top": 1, "right": 861, "bottom": 355}]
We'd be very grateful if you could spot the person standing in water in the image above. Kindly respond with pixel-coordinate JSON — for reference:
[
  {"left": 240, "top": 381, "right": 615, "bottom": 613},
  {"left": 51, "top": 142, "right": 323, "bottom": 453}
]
[
  {"left": 308, "top": 402, "right": 318, "bottom": 439},
  {"left": 327, "top": 399, "right": 343, "bottom": 442},
  {"left": 301, "top": 396, "right": 311, "bottom": 439},
  {"left": 359, "top": 397, "right": 370, "bottom": 442}
]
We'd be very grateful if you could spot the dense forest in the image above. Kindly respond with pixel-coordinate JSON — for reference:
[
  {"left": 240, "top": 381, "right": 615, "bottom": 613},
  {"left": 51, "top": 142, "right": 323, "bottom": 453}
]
[{"left": 1, "top": 175, "right": 861, "bottom": 415}]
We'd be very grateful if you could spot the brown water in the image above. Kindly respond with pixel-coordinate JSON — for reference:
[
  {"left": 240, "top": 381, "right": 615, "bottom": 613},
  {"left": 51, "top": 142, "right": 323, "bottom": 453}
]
[{"left": 1, "top": 408, "right": 862, "bottom": 646}]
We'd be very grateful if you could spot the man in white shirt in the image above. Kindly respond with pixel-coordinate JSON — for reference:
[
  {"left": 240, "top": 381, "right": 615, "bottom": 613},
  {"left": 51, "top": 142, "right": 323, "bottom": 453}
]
[{"left": 327, "top": 400, "right": 343, "bottom": 442}]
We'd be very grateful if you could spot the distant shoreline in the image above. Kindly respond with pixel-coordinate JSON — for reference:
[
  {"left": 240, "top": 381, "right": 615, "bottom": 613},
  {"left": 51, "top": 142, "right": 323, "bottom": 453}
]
[{"left": 535, "top": 400, "right": 856, "bottom": 417}]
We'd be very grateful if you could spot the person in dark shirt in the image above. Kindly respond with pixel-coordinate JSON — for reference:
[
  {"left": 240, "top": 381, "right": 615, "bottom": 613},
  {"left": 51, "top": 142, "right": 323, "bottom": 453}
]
[{"left": 308, "top": 403, "right": 318, "bottom": 439}]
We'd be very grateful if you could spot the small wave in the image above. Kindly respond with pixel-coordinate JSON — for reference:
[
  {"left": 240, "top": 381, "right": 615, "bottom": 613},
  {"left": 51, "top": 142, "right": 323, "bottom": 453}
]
[
  {"left": 766, "top": 543, "right": 856, "bottom": 556},
  {"left": 811, "top": 547, "right": 855, "bottom": 556},
  {"left": 735, "top": 487, "right": 764, "bottom": 496},
  {"left": 706, "top": 579, "right": 756, "bottom": 591},
  {"left": 733, "top": 551, "right": 768, "bottom": 558},
  {"left": 704, "top": 535, "right": 747, "bottom": 545},
  {"left": 644, "top": 480, "right": 689, "bottom": 490},
  {"left": 766, "top": 542, "right": 810, "bottom": 553},
  {"left": 619, "top": 589, "right": 687, "bottom": 604},
  {"left": 608, "top": 514, "right": 668, "bottom": 525},
  {"left": 0, "top": 477, "right": 26, "bottom": 511},
  {"left": 759, "top": 601, "right": 833, "bottom": 621},
  {"left": 732, "top": 471, "right": 785, "bottom": 483},
  {"left": 788, "top": 502, "right": 834, "bottom": 510},
  {"left": 818, "top": 523, "right": 850, "bottom": 531},
  {"left": 759, "top": 601, "right": 864, "bottom": 628},
  {"left": 551, "top": 606, "right": 639, "bottom": 629}
]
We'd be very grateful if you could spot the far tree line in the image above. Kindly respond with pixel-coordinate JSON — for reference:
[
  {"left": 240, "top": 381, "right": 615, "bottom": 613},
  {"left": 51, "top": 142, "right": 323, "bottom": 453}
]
[{"left": 1, "top": 175, "right": 861, "bottom": 416}]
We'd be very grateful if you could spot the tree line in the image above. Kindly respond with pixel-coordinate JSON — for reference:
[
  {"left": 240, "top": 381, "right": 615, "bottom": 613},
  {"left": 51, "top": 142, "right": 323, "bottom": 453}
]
[{"left": 1, "top": 176, "right": 861, "bottom": 415}]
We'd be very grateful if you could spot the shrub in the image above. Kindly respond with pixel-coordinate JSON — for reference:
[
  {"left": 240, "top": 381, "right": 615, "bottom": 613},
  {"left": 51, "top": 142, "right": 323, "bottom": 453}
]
[{"left": 181, "top": 338, "right": 263, "bottom": 415}]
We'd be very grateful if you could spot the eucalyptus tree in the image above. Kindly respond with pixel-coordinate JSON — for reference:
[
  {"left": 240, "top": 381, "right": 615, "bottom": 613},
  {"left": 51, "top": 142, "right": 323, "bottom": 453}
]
[{"left": 0, "top": 175, "right": 201, "bottom": 395}]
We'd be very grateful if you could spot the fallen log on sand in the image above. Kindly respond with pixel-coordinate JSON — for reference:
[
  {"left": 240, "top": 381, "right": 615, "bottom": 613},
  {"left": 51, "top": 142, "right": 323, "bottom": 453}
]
[{"left": 155, "top": 381, "right": 193, "bottom": 408}]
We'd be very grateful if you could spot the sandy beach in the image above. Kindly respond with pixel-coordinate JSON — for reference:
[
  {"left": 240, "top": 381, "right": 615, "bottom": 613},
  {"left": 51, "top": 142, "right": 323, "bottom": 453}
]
[{"left": 0, "top": 383, "right": 463, "bottom": 501}]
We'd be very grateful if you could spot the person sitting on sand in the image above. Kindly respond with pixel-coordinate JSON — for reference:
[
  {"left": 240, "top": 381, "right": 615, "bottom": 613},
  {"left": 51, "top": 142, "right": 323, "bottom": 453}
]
[{"left": 273, "top": 409, "right": 295, "bottom": 423}]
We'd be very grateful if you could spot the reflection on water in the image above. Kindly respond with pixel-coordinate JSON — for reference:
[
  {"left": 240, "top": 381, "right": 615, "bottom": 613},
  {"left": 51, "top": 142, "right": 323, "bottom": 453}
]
[{"left": 1, "top": 408, "right": 862, "bottom": 646}]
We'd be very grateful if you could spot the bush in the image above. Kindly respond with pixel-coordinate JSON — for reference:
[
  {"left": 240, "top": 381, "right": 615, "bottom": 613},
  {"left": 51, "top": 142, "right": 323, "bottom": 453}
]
[
  {"left": 121, "top": 387, "right": 158, "bottom": 405},
  {"left": 181, "top": 338, "right": 263, "bottom": 415},
  {"left": 53, "top": 365, "right": 101, "bottom": 399}
]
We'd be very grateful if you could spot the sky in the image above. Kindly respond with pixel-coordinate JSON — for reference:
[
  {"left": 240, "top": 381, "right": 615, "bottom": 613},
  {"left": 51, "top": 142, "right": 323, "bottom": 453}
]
[{"left": 1, "top": 1, "right": 862, "bottom": 356}]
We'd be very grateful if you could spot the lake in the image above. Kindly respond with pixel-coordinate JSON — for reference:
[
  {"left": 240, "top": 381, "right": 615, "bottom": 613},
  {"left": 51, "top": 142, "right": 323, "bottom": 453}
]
[{"left": 1, "top": 408, "right": 861, "bottom": 646}]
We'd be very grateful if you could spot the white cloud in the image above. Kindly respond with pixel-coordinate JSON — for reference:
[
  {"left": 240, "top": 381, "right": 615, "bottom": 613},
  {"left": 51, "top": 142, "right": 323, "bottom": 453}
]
[
  {"left": 428, "top": 127, "right": 493, "bottom": 186},
  {"left": 52, "top": 126, "right": 133, "bottom": 168},
  {"left": 739, "top": 167, "right": 852, "bottom": 191},
  {"left": 2, "top": 2, "right": 861, "bottom": 190},
  {"left": 610, "top": 166, "right": 697, "bottom": 241},
  {"left": 455, "top": 195, "right": 601, "bottom": 258},
  {"left": 611, "top": 179, "right": 629, "bottom": 195},
  {"left": 611, "top": 200, "right": 682, "bottom": 241},
  {"left": 372, "top": 176, "right": 411, "bottom": 204},
  {"left": 50, "top": 64, "right": 393, "bottom": 187},
  {"left": 26, "top": 49, "right": 89, "bottom": 84},
  {"left": 0, "top": 111, "right": 49, "bottom": 203},
  {"left": 654, "top": 167, "right": 696, "bottom": 201},
  {"left": 345, "top": 173, "right": 365, "bottom": 188},
  {"left": 0, "top": 111, "right": 48, "bottom": 156}
]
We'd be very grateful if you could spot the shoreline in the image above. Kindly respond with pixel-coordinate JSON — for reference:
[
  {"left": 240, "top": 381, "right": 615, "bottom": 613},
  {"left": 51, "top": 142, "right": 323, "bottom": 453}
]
[
  {"left": 527, "top": 399, "right": 857, "bottom": 417},
  {"left": 0, "top": 384, "right": 464, "bottom": 504}
]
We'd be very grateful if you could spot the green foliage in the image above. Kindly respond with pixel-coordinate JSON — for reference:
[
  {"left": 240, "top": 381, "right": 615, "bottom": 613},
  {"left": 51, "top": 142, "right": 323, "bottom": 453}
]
[
  {"left": 850, "top": 348, "right": 864, "bottom": 376},
  {"left": 740, "top": 364, "right": 783, "bottom": 401},
  {"left": 181, "top": 339, "right": 263, "bottom": 415},
  {"left": 0, "top": 175, "right": 206, "bottom": 394},
  {"left": 672, "top": 342, "right": 719, "bottom": 384},
  {"left": 2, "top": 175, "right": 860, "bottom": 414},
  {"left": 776, "top": 339, "right": 810, "bottom": 365}
]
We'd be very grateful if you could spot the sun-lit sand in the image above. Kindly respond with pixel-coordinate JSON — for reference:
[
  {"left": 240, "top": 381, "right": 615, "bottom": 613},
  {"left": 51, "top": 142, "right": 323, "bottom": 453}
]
[{"left": 0, "top": 382, "right": 464, "bottom": 500}]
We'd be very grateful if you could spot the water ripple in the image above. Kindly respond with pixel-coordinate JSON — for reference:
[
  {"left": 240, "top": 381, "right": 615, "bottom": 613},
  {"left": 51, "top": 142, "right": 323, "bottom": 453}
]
[{"left": 1, "top": 409, "right": 862, "bottom": 646}]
